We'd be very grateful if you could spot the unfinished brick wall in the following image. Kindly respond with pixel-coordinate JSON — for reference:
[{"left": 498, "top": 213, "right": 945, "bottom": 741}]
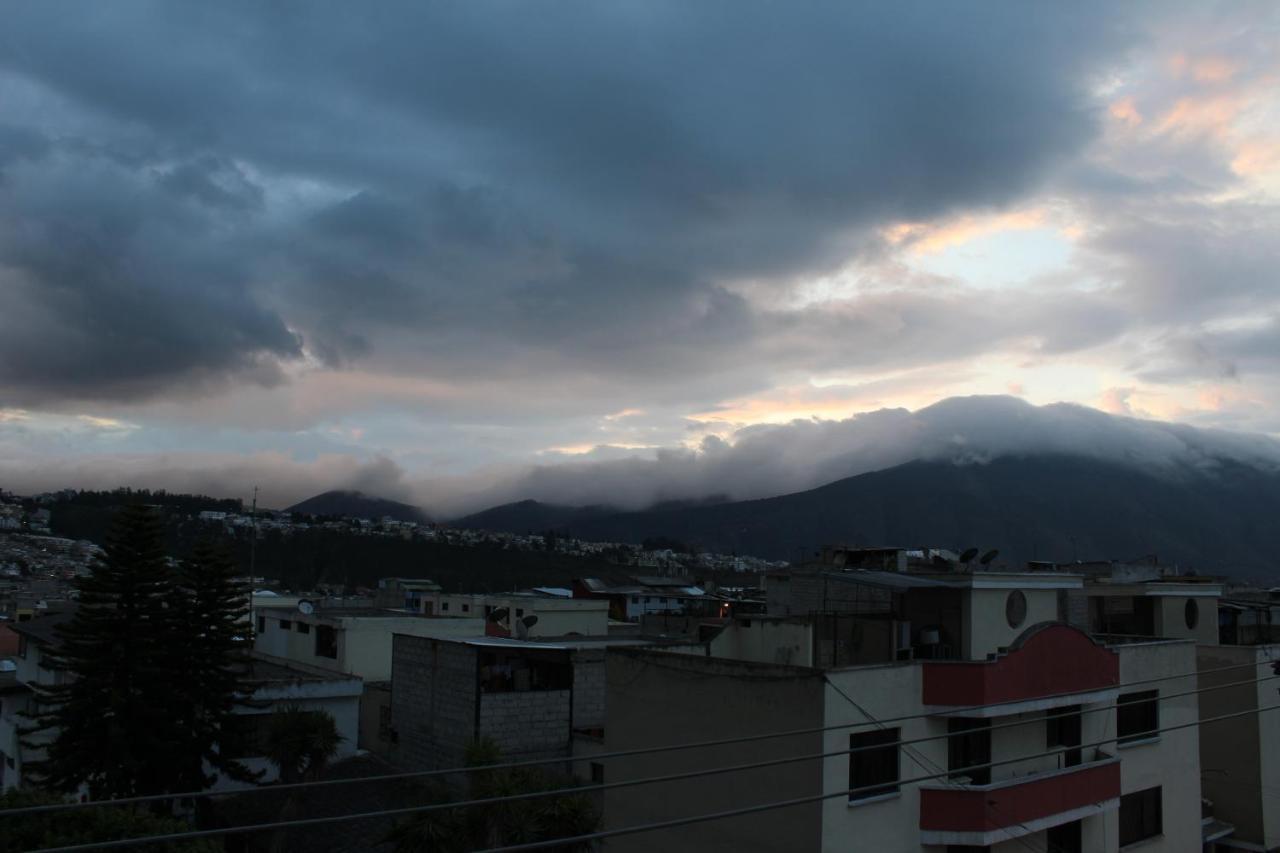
[
  {"left": 571, "top": 648, "right": 606, "bottom": 730},
  {"left": 390, "top": 635, "right": 477, "bottom": 770},
  {"left": 478, "top": 690, "right": 571, "bottom": 760}
]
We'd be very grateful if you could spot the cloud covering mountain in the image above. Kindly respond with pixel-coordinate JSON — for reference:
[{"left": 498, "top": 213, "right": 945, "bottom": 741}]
[
  {"left": 1, "top": 3, "right": 1279, "bottom": 508},
  {"left": 431, "top": 395, "right": 1280, "bottom": 516}
]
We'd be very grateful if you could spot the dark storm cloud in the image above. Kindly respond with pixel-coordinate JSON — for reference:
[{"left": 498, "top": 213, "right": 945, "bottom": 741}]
[
  {"left": 0, "top": 1, "right": 1133, "bottom": 403},
  {"left": 0, "top": 136, "right": 300, "bottom": 402}
]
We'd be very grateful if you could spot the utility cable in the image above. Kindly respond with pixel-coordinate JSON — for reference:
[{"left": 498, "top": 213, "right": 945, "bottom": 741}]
[
  {"left": 25, "top": 700, "right": 1280, "bottom": 852},
  {"left": 6, "top": 653, "right": 1266, "bottom": 819}
]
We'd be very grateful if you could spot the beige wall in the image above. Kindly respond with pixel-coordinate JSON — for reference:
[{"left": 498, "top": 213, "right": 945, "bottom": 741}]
[
  {"left": 427, "top": 593, "right": 609, "bottom": 637},
  {"left": 253, "top": 610, "right": 484, "bottom": 680},
  {"left": 1152, "top": 595, "right": 1218, "bottom": 645},
  {"left": 603, "top": 650, "right": 825, "bottom": 853},
  {"left": 1197, "top": 643, "right": 1280, "bottom": 850},
  {"left": 822, "top": 663, "right": 939, "bottom": 852},
  {"left": 1102, "top": 641, "right": 1202, "bottom": 853},
  {"left": 964, "top": 587, "right": 1060, "bottom": 660},
  {"left": 710, "top": 619, "right": 814, "bottom": 667}
]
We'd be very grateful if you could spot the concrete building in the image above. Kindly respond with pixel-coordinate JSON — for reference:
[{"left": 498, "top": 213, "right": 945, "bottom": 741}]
[
  {"left": 389, "top": 634, "right": 659, "bottom": 773},
  {"left": 1060, "top": 560, "right": 1277, "bottom": 850},
  {"left": 253, "top": 605, "right": 484, "bottom": 682},
  {"left": 408, "top": 590, "right": 610, "bottom": 638},
  {"left": 573, "top": 576, "right": 718, "bottom": 622},
  {"left": 602, "top": 564, "right": 1204, "bottom": 852}
]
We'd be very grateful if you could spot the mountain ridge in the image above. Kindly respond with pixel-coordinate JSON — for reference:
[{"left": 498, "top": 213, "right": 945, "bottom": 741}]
[
  {"left": 286, "top": 489, "right": 430, "bottom": 524},
  {"left": 452, "top": 453, "right": 1280, "bottom": 580}
]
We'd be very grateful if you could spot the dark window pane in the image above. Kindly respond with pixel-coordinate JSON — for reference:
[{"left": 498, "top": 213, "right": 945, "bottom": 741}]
[
  {"left": 1117, "top": 690, "right": 1159, "bottom": 744},
  {"left": 315, "top": 624, "right": 338, "bottom": 659},
  {"left": 948, "top": 718, "right": 991, "bottom": 785},
  {"left": 849, "top": 728, "right": 899, "bottom": 801},
  {"left": 1119, "top": 786, "right": 1162, "bottom": 845}
]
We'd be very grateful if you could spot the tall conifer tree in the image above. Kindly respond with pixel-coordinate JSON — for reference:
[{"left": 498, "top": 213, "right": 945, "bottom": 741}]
[
  {"left": 168, "top": 539, "right": 260, "bottom": 790},
  {"left": 24, "top": 504, "right": 185, "bottom": 798}
]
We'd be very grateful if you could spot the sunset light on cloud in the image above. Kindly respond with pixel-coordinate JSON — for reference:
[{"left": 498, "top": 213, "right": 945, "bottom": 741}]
[{"left": 1, "top": 1, "right": 1279, "bottom": 514}]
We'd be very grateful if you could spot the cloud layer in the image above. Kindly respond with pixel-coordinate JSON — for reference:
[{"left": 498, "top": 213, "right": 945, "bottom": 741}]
[
  {"left": 436, "top": 395, "right": 1280, "bottom": 515},
  {"left": 0, "top": 1, "right": 1126, "bottom": 405},
  {"left": 1, "top": 3, "right": 1279, "bottom": 511}
]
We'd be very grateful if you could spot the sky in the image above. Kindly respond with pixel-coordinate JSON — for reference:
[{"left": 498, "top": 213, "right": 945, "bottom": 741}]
[{"left": 1, "top": 2, "right": 1279, "bottom": 514}]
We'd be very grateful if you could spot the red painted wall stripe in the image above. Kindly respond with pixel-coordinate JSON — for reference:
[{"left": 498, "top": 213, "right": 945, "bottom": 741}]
[
  {"left": 922, "top": 624, "right": 1119, "bottom": 707},
  {"left": 920, "top": 761, "right": 1120, "bottom": 831}
]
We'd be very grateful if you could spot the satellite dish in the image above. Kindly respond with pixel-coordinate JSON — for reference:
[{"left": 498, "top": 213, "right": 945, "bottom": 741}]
[
  {"left": 488, "top": 607, "right": 509, "bottom": 623},
  {"left": 298, "top": 600, "right": 315, "bottom": 615},
  {"left": 959, "top": 548, "right": 979, "bottom": 564},
  {"left": 980, "top": 549, "right": 1000, "bottom": 565},
  {"left": 514, "top": 614, "right": 539, "bottom": 639}
]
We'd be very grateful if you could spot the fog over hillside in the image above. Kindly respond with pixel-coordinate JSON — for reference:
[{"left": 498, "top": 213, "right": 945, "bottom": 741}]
[{"left": 428, "top": 395, "right": 1280, "bottom": 517}]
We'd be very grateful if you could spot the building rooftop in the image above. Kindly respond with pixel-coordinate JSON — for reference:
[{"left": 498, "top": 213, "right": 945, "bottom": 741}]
[
  {"left": 10, "top": 610, "right": 75, "bottom": 646},
  {"left": 454, "top": 634, "right": 674, "bottom": 651},
  {"left": 245, "top": 652, "right": 362, "bottom": 685}
]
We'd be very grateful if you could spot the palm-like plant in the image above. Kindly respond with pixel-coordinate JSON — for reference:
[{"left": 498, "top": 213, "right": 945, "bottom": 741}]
[{"left": 262, "top": 706, "right": 342, "bottom": 784}]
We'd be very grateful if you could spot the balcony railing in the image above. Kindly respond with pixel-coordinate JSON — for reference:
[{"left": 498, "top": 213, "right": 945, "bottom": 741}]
[{"left": 919, "top": 751, "right": 1120, "bottom": 846}]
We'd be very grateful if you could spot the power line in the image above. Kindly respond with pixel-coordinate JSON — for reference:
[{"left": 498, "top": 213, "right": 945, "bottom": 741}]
[
  {"left": 476, "top": 701, "right": 1280, "bottom": 853},
  {"left": 11, "top": 667, "right": 1268, "bottom": 833},
  {"left": 5, "top": 653, "right": 1269, "bottom": 820},
  {"left": 25, "top": 699, "right": 1280, "bottom": 852}
]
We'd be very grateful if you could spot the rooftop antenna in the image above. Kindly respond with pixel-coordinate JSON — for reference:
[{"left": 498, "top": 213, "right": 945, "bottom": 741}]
[
  {"left": 959, "top": 547, "right": 979, "bottom": 564},
  {"left": 979, "top": 549, "right": 1000, "bottom": 566}
]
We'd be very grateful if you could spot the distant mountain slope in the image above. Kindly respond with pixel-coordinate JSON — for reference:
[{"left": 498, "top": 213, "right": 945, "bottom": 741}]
[
  {"left": 287, "top": 490, "right": 429, "bottom": 524},
  {"left": 460, "top": 455, "right": 1280, "bottom": 579},
  {"left": 452, "top": 499, "right": 617, "bottom": 533}
]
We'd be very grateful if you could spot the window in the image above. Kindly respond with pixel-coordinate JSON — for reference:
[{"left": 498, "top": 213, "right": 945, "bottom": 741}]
[
  {"left": 1185, "top": 599, "right": 1199, "bottom": 630},
  {"left": 1047, "top": 820, "right": 1082, "bottom": 853},
  {"left": 278, "top": 619, "right": 292, "bottom": 630},
  {"left": 442, "top": 602, "right": 449, "bottom": 611},
  {"left": 256, "top": 616, "right": 265, "bottom": 634},
  {"left": 1119, "top": 786, "right": 1162, "bottom": 846},
  {"left": 1047, "top": 705, "right": 1083, "bottom": 767},
  {"left": 296, "top": 621, "right": 310, "bottom": 634},
  {"left": 849, "top": 728, "right": 899, "bottom": 801},
  {"left": 315, "top": 624, "right": 338, "bottom": 659},
  {"left": 516, "top": 608, "right": 524, "bottom": 617},
  {"left": 591, "top": 762, "right": 604, "bottom": 784},
  {"left": 948, "top": 719, "right": 991, "bottom": 785},
  {"left": 17, "top": 635, "right": 27, "bottom": 659},
  {"left": 1006, "top": 590, "right": 1027, "bottom": 628},
  {"left": 462, "top": 604, "right": 470, "bottom": 612},
  {"left": 1117, "top": 690, "right": 1159, "bottom": 744}
]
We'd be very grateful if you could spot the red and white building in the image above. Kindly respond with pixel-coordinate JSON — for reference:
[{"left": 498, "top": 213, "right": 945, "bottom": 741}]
[{"left": 602, "top": 562, "right": 1205, "bottom": 852}]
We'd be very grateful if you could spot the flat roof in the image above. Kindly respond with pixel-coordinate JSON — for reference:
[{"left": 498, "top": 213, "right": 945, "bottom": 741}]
[
  {"left": 11, "top": 610, "right": 75, "bottom": 646},
  {"left": 448, "top": 635, "right": 670, "bottom": 651},
  {"left": 245, "top": 653, "right": 361, "bottom": 685}
]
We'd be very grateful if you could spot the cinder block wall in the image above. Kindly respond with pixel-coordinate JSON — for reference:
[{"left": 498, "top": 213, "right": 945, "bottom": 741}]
[
  {"left": 478, "top": 690, "right": 571, "bottom": 760},
  {"left": 571, "top": 648, "right": 606, "bottom": 730},
  {"left": 390, "top": 635, "right": 477, "bottom": 770}
]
